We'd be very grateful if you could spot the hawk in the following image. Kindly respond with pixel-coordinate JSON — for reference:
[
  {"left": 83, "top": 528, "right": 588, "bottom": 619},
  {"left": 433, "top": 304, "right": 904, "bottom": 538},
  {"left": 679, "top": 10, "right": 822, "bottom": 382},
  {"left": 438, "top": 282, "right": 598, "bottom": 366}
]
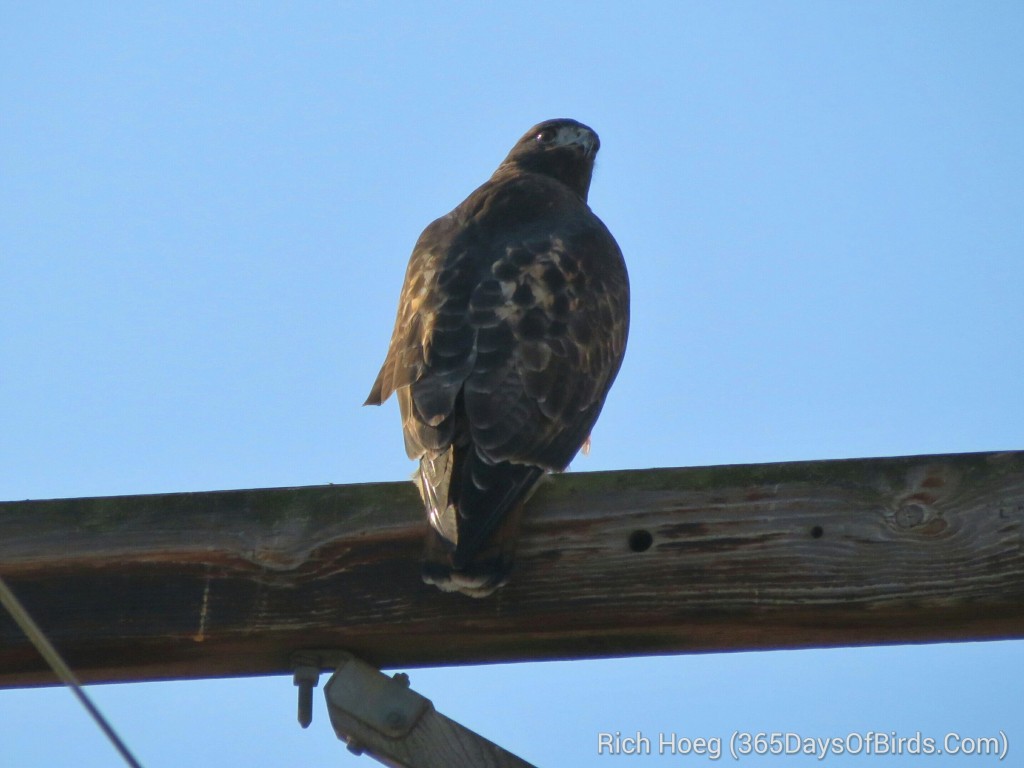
[{"left": 365, "top": 118, "right": 629, "bottom": 596}]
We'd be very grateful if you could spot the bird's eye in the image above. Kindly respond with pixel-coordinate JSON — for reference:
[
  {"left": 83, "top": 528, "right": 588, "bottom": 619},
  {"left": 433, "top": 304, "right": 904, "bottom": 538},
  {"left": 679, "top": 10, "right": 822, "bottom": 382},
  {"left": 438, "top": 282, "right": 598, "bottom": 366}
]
[{"left": 535, "top": 127, "right": 558, "bottom": 144}]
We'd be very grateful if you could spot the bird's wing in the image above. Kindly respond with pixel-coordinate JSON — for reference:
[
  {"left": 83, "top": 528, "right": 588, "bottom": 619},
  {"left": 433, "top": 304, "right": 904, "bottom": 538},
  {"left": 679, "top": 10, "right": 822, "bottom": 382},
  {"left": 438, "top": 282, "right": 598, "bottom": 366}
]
[
  {"left": 365, "top": 213, "right": 476, "bottom": 456},
  {"left": 462, "top": 221, "right": 629, "bottom": 471}
]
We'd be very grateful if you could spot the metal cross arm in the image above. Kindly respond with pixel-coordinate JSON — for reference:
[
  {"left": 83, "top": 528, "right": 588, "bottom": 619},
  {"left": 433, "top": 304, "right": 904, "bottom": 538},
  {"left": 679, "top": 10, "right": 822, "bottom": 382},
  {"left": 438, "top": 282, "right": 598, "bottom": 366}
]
[{"left": 293, "top": 652, "right": 537, "bottom": 768}]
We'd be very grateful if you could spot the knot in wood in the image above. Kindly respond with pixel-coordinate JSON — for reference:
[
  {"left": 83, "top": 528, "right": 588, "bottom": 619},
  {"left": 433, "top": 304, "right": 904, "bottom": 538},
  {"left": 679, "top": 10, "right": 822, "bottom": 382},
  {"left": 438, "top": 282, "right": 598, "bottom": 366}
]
[
  {"left": 895, "top": 503, "right": 927, "bottom": 528},
  {"left": 894, "top": 501, "right": 945, "bottom": 534}
]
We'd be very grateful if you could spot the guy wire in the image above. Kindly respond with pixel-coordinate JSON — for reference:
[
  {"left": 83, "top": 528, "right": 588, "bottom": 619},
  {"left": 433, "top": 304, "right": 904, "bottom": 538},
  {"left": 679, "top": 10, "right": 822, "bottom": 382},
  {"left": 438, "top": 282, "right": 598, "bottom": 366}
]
[{"left": 0, "top": 575, "right": 144, "bottom": 768}]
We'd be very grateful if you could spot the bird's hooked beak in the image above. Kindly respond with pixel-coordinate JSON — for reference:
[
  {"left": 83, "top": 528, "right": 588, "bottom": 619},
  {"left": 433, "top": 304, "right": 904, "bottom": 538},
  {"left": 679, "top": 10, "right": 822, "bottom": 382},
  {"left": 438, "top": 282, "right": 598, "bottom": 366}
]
[{"left": 554, "top": 125, "right": 600, "bottom": 157}]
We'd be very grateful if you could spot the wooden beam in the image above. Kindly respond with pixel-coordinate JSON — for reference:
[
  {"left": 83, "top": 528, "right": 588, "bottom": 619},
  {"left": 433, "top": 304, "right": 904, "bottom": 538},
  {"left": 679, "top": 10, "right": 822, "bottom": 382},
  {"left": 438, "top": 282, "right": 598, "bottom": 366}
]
[{"left": 1, "top": 451, "right": 1022, "bottom": 687}]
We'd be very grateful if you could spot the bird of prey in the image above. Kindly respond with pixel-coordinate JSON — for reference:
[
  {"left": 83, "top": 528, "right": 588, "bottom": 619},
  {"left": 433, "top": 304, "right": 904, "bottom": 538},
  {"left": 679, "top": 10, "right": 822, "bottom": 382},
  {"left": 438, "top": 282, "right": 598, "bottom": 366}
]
[{"left": 365, "top": 118, "right": 629, "bottom": 597}]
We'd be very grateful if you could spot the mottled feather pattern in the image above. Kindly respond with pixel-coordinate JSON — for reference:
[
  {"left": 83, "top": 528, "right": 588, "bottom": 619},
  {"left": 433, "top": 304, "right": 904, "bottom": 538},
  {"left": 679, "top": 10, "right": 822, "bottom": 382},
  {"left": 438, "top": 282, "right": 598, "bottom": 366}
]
[{"left": 366, "top": 119, "right": 629, "bottom": 596}]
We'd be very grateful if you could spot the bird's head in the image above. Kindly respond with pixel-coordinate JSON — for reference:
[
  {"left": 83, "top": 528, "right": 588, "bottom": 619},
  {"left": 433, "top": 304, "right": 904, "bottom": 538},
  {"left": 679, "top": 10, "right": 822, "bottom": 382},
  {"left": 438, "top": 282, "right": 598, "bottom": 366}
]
[{"left": 497, "top": 118, "right": 600, "bottom": 201}]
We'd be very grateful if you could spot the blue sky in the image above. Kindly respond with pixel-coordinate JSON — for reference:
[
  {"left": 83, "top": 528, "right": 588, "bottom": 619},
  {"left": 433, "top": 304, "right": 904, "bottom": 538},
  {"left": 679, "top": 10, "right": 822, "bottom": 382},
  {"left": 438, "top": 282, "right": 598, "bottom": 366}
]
[{"left": 2, "top": 2, "right": 1022, "bottom": 766}]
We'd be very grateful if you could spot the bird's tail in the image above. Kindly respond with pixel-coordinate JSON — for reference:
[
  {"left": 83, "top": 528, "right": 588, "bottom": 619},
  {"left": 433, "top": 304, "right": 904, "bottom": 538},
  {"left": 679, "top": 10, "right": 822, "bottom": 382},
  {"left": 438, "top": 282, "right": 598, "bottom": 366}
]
[
  {"left": 420, "top": 516, "right": 522, "bottom": 598},
  {"left": 416, "top": 448, "right": 544, "bottom": 597}
]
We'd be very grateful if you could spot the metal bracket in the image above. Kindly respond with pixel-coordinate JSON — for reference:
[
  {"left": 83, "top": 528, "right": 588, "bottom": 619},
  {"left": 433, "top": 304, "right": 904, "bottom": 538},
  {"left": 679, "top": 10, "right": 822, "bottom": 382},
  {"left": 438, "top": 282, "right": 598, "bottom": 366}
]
[
  {"left": 291, "top": 650, "right": 535, "bottom": 767},
  {"left": 290, "top": 650, "right": 431, "bottom": 738},
  {"left": 323, "top": 653, "right": 432, "bottom": 751}
]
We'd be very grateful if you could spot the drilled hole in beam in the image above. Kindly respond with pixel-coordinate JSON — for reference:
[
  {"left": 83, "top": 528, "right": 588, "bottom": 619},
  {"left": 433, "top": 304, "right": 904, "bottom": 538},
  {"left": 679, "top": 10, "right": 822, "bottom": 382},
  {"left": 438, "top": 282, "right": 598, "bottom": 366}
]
[{"left": 628, "top": 529, "right": 653, "bottom": 552}]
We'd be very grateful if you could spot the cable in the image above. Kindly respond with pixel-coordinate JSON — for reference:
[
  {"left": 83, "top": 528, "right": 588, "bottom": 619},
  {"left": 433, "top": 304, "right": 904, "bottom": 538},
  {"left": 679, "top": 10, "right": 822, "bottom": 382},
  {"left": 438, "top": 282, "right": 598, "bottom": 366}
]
[{"left": 0, "top": 575, "right": 144, "bottom": 768}]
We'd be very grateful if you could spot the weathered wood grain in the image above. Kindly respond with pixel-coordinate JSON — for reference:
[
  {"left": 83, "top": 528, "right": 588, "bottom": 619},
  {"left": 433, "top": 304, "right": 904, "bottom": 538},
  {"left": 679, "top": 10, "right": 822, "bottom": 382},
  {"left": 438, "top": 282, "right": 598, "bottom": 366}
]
[{"left": 1, "top": 451, "right": 1022, "bottom": 687}]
